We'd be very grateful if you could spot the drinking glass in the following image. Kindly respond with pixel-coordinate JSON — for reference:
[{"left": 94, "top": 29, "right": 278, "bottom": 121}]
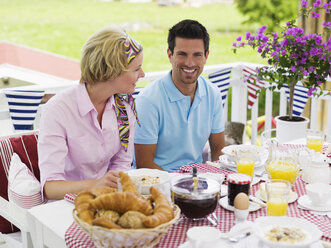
[
  {"left": 306, "top": 129, "right": 325, "bottom": 153},
  {"left": 235, "top": 150, "right": 257, "bottom": 178},
  {"left": 265, "top": 179, "right": 290, "bottom": 216}
]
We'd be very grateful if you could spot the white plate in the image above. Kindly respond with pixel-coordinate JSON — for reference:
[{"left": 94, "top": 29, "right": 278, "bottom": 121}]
[
  {"left": 221, "top": 144, "right": 268, "bottom": 161},
  {"left": 255, "top": 190, "right": 298, "bottom": 204},
  {"left": 298, "top": 195, "right": 331, "bottom": 212},
  {"left": 219, "top": 196, "right": 261, "bottom": 212},
  {"left": 254, "top": 216, "right": 322, "bottom": 248},
  {"left": 177, "top": 239, "right": 231, "bottom": 248},
  {"left": 219, "top": 155, "right": 264, "bottom": 168}
]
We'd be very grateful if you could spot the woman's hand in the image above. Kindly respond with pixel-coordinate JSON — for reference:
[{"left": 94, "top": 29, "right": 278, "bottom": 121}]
[{"left": 93, "top": 170, "right": 120, "bottom": 189}]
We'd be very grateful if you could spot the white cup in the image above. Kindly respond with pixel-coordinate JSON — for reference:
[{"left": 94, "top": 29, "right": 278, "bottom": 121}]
[
  {"left": 187, "top": 226, "right": 222, "bottom": 248},
  {"left": 306, "top": 183, "right": 331, "bottom": 206}
]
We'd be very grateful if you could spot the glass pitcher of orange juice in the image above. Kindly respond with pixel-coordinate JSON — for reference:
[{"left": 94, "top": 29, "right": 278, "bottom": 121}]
[{"left": 265, "top": 140, "right": 300, "bottom": 185}]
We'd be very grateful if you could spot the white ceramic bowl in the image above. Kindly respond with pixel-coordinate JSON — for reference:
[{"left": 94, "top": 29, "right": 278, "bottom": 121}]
[
  {"left": 254, "top": 216, "right": 322, "bottom": 248},
  {"left": 127, "top": 169, "right": 170, "bottom": 195},
  {"left": 221, "top": 144, "right": 268, "bottom": 162}
]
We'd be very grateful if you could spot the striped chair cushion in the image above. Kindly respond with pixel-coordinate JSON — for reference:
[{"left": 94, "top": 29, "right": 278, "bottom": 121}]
[{"left": 0, "top": 133, "right": 40, "bottom": 234}]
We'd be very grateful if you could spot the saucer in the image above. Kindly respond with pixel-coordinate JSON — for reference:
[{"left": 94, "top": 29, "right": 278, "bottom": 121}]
[
  {"left": 255, "top": 189, "right": 298, "bottom": 203},
  {"left": 219, "top": 196, "right": 261, "bottom": 212},
  {"left": 298, "top": 195, "right": 331, "bottom": 212}
]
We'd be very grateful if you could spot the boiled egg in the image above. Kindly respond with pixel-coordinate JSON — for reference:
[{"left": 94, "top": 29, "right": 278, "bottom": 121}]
[{"left": 234, "top": 192, "right": 249, "bottom": 210}]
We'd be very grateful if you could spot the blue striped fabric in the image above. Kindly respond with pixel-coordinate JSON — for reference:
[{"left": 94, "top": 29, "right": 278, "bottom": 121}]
[
  {"left": 4, "top": 90, "right": 45, "bottom": 130},
  {"left": 283, "top": 82, "right": 309, "bottom": 116},
  {"left": 132, "top": 87, "right": 143, "bottom": 98},
  {"left": 208, "top": 67, "right": 232, "bottom": 106}
]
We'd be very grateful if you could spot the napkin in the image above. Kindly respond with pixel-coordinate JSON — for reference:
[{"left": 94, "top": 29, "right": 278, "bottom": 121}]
[{"left": 7, "top": 153, "right": 43, "bottom": 208}]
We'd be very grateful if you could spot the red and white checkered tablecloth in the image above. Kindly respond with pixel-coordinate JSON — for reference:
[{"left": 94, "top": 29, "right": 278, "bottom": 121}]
[{"left": 65, "top": 163, "right": 331, "bottom": 248}]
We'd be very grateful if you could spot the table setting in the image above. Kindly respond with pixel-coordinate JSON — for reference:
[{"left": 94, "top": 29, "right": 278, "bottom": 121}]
[{"left": 59, "top": 138, "right": 331, "bottom": 248}]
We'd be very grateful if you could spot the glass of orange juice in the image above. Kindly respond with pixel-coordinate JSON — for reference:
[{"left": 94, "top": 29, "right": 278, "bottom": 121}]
[
  {"left": 306, "top": 129, "right": 325, "bottom": 153},
  {"left": 235, "top": 150, "right": 257, "bottom": 178},
  {"left": 265, "top": 179, "right": 290, "bottom": 216}
]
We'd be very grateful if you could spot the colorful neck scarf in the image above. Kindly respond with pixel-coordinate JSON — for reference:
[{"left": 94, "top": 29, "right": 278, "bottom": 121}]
[
  {"left": 114, "top": 94, "right": 140, "bottom": 151},
  {"left": 124, "top": 34, "right": 142, "bottom": 64}
]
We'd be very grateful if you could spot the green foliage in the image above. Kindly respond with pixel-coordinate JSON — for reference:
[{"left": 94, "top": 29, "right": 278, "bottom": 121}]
[
  {"left": 0, "top": 0, "right": 265, "bottom": 73},
  {"left": 234, "top": 0, "right": 298, "bottom": 31}
]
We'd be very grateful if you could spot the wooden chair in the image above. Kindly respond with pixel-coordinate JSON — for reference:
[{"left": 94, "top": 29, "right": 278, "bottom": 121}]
[{"left": 0, "top": 131, "right": 39, "bottom": 248}]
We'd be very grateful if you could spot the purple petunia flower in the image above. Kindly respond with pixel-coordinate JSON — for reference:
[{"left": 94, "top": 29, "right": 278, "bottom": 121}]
[
  {"left": 302, "top": 0, "right": 307, "bottom": 8},
  {"left": 236, "top": 36, "right": 242, "bottom": 42},
  {"left": 308, "top": 66, "right": 315, "bottom": 73},
  {"left": 290, "top": 66, "right": 296, "bottom": 72},
  {"left": 312, "top": 11, "right": 321, "bottom": 18},
  {"left": 313, "top": 0, "right": 321, "bottom": 8},
  {"left": 246, "top": 32, "right": 251, "bottom": 40},
  {"left": 258, "top": 25, "right": 267, "bottom": 34},
  {"left": 232, "top": 42, "right": 237, "bottom": 47}
]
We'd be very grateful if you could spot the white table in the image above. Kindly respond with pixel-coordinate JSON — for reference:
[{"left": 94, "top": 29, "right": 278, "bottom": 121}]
[{"left": 27, "top": 200, "right": 74, "bottom": 248}]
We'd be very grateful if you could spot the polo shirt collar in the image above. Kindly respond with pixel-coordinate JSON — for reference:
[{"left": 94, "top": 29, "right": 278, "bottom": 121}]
[{"left": 163, "top": 71, "right": 206, "bottom": 102}]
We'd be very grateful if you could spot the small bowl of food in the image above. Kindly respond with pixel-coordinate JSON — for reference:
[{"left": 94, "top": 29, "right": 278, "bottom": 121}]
[
  {"left": 127, "top": 169, "right": 170, "bottom": 195},
  {"left": 254, "top": 216, "right": 322, "bottom": 248}
]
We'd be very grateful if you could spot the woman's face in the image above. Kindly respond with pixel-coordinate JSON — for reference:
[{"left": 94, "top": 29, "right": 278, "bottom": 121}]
[{"left": 111, "top": 52, "right": 145, "bottom": 95}]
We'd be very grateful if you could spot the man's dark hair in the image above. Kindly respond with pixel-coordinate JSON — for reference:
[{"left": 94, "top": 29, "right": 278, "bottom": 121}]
[{"left": 167, "top": 19, "right": 210, "bottom": 55}]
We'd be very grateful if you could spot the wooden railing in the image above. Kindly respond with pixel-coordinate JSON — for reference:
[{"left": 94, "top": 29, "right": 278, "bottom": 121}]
[{"left": 1, "top": 62, "right": 330, "bottom": 142}]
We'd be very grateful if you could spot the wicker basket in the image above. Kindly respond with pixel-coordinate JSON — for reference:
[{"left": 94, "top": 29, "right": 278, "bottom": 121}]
[{"left": 73, "top": 205, "right": 181, "bottom": 248}]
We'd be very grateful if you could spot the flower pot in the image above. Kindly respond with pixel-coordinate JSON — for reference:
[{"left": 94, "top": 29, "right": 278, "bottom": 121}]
[{"left": 275, "top": 116, "right": 309, "bottom": 143}]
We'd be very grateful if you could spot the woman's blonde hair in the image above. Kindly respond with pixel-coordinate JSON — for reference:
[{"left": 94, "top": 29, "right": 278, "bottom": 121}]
[{"left": 80, "top": 25, "right": 134, "bottom": 84}]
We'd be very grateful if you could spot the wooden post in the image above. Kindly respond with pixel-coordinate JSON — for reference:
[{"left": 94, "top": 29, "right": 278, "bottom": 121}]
[{"left": 299, "top": 0, "right": 331, "bottom": 131}]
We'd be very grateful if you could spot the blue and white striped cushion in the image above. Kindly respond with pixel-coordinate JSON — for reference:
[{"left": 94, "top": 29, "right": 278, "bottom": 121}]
[
  {"left": 208, "top": 67, "right": 232, "bottom": 106},
  {"left": 4, "top": 90, "right": 45, "bottom": 130},
  {"left": 283, "top": 82, "right": 309, "bottom": 116},
  {"left": 132, "top": 87, "right": 143, "bottom": 98}
]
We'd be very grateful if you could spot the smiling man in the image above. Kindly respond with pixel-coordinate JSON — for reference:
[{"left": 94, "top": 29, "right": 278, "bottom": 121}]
[{"left": 134, "top": 19, "right": 225, "bottom": 172}]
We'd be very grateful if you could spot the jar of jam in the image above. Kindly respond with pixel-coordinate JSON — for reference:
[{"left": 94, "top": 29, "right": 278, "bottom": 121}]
[{"left": 227, "top": 173, "right": 251, "bottom": 206}]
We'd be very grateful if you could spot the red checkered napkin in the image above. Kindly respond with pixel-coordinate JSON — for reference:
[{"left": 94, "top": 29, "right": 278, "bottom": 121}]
[
  {"left": 65, "top": 222, "right": 95, "bottom": 248},
  {"left": 64, "top": 193, "right": 77, "bottom": 204}
]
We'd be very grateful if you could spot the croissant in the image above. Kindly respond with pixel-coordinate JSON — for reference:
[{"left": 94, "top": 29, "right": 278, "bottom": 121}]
[
  {"left": 89, "top": 192, "right": 153, "bottom": 215},
  {"left": 95, "top": 209, "right": 120, "bottom": 223},
  {"left": 74, "top": 191, "right": 95, "bottom": 225},
  {"left": 91, "top": 187, "right": 117, "bottom": 197},
  {"left": 143, "top": 187, "right": 174, "bottom": 228},
  {"left": 93, "top": 217, "right": 122, "bottom": 229},
  {"left": 119, "top": 171, "right": 141, "bottom": 196},
  {"left": 118, "top": 211, "right": 147, "bottom": 229}
]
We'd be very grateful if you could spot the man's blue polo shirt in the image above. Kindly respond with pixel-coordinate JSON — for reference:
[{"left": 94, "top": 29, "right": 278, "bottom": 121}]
[{"left": 134, "top": 71, "right": 224, "bottom": 172}]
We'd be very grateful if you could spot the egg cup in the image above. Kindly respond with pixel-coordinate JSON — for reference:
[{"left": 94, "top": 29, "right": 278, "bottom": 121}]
[{"left": 234, "top": 208, "right": 249, "bottom": 224}]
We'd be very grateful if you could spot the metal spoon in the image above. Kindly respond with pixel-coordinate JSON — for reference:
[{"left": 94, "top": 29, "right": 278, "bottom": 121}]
[{"left": 228, "top": 231, "right": 251, "bottom": 243}]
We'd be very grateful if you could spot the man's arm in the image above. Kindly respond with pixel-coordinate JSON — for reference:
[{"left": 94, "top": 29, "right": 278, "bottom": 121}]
[
  {"left": 209, "top": 132, "right": 225, "bottom": 162},
  {"left": 134, "top": 144, "right": 164, "bottom": 170}
]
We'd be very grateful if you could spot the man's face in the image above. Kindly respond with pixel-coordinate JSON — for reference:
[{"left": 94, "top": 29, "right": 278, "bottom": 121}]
[{"left": 167, "top": 37, "right": 209, "bottom": 86}]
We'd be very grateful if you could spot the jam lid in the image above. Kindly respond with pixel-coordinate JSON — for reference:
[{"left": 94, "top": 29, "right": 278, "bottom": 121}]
[
  {"left": 171, "top": 175, "right": 221, "bottom": 200},
  {"left": 227, "top": 173, "right": 251, "bottom": 184}
]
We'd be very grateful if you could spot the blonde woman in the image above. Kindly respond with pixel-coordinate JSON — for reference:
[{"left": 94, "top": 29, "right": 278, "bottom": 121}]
[{"left": 38, "top": 25, "right": 145, "bottom": 200}]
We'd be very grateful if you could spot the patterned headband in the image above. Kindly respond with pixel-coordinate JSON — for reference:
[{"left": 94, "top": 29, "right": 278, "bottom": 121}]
[{"left": 124, "top": 34, "right": 142, "bottom": 64}]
